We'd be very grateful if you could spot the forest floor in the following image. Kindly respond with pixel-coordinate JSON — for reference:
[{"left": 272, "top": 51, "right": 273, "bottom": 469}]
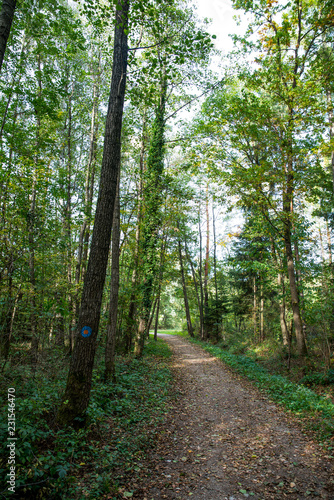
[{"left": 126, "top": 334, "right": 334, "bottom": 500}]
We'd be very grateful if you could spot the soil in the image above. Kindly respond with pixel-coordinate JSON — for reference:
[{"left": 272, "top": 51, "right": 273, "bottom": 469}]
[{"left": 128, "top": 334, "right": 334, "bottom": 500}]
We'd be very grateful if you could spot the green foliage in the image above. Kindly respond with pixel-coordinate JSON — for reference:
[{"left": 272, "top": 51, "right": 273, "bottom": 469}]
[
  {"left": 300, "top": 370, "right": 334, "bottom": 387},
  {"left": 0, "top": 339, "right": 173, "bottom": 498}
]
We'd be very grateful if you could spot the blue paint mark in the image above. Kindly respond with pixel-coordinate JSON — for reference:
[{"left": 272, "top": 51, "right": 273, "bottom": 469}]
[{"left": 81, "top": 326, "right": 92, "bottom": 338}]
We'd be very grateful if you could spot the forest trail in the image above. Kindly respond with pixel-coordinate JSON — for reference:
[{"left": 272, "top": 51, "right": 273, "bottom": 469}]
[{"left": 131, "top": 334, "right": 334, "bottom": 500}]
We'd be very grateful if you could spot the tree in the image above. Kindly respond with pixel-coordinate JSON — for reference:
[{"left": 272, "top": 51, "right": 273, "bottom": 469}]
[
  {"left": 57, "top": 0, "right": 129, "bottom": 427},
  {"left": 0, "top": 0, "right": 16, "bottom": 72}
]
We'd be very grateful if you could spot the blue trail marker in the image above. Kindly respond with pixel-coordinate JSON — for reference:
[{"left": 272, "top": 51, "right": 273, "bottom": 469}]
[{"left": 81, "top": 326, "right": 92, "bottom": 338}]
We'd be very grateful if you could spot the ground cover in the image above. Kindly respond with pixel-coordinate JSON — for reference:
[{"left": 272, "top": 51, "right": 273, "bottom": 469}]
[{"left": 0, "top": 337, "right": 174, "bottom": 499}]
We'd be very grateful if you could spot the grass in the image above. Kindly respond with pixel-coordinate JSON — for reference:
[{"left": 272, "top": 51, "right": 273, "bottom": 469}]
[{"left": 0, "top": 337, "right": 174, "bottom": 499}]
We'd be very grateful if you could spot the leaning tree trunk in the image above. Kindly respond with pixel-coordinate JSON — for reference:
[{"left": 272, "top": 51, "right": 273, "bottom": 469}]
[
  {"left": 0, "top": 0, "right": 16, "bottom": 73},
  {"left": 56, "top": 0, "right": 129, "bottom": 427},
  {"left": 104, "top": 178, "right": 120, "bottom": 382}
]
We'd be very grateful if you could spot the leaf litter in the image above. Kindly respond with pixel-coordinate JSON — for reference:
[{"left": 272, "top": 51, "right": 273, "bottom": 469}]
[{"left": 124, "top": 335, "right": 334, "bottom": 499}]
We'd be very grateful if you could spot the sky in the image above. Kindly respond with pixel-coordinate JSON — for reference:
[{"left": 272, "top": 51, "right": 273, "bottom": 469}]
[{"left": 193, "top": 0, "right": 245, "bottom": 54}]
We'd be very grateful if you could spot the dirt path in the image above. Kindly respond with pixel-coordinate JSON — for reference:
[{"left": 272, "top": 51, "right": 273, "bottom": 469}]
[{"left": 131, "top": 334, "right": 334, "bottom": 500}]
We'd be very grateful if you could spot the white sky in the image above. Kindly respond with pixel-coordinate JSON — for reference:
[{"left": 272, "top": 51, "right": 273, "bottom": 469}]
[{"left": 193, "top": 0, "right": 246, "bottom": 54}]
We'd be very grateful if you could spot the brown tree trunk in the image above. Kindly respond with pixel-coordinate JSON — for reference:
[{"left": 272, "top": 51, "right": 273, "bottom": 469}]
[
  {"left": 326, "top": 217, "right": 333, "bottom": 266},
  {"left": 0, "top": 0, "right": 16, "bottom": 72},
  {"left": 326, "top": 90, "right": 334, "bottom": 193},
  {"left": 154, "top": 295, "right": 161, "bottom": 341},
  {"left": 29, "top": 54, "right": 42, "bottom": 365},
  {"left": 278, "top": 271, "right": 289, "bottom": 346},
  {"left": 198, "top": 206, "right": 205, "bottom": 340},
  {"left": 283, "top": 154, "right": 307, "bottom": 356},
  {"left": 212, "top": 205, "right": 219, "bottom": 339},
  {"left": 64, "top": 77, "right": 74, "bottom": 350},
  {"left": 57, "top": 0, "right": 129, "bottom": 427},
  {"left": 253, "top": 276, "right": 257, "bottom": 340},
  {"left": 184, "top": 233, "right": 202, "bottom": 337},
  {"left": 203, "top": 188, "right": 210, "bottom": 339},
  {"left": 134, "top": 76, "right": 167, "bottom": 357},
  {"left": 270, "top": 235, "right": 289, "bottom": 346},
  {"left": 104, "top": 179, "right": 120, "bottom": 382},
  {"left": 75, "top": 62, "right": 100, "bottom": 289},
  {"left": 259, "top": 281, "right": 264, "bottom": 342},
  {"left": 147, "top": 296, "right": 158, "bottom": 338},
  {"left": 178, "top": 237, "right": 194, "bottom": 337},
  {"left": 123, "top": 115, "right": 146, "bottom": 352}
]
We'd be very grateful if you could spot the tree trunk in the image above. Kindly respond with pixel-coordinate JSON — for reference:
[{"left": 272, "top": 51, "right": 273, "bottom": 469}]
[
  {"left": 56, "top": 0, "right": 129, "bottom": 427},
  {"left": 64, "top": 77, "right": 74, "bottom": 351},
  {"left": 278, "top": 271, "right": 289, "bottom": 346},
  {"left": 198, "top": 206, "right": 204, "bottom": 340},
  {"left": 259, "top": 281, "right": 264, "bottom": 342},
  {"left": 253, "top": 276, "right": 257, "bottom": 340},
  {"left": 0, "top": 0, "right": 16, "bottom": 72},
  {"left": 326, "top": 90, "right": 334, "bottom": 193},
  {"left": 134, "top": 77, "right": 167, "bottom": 357},
  {"left": 184, "top": 233, "right": 202, "bottom": 337},
  {"left": 104, "top": 178, "right": 120, "bottom": 382},
  {"left": 147, "top": 296, "right": 158, "bottom": 338},
  {"left": 75, "top": 61, "right": 100, "bottom": 289},
  {"left": 283, "top": 154, "right": 307, "bottom": 356},
  {"left": 29, "top": 54, "right": 42, "bottom": 365},
  {"left": 203, "top": 188, "right": 210, "bottom": 339},
  {"left": 212, "top": 205, "right": 219, "bottom": 340},
  {"left": 178, "top": 237, "right": 194, "bottom": 337},
  {"left": 154, "top": 294, "right": 161, "bottom": 341},
  {"left": 123, "top": 114, "right": 146, "bottom": 352},
  {"left": 326, "top": 216, "right": 333, "bottom": 266}
]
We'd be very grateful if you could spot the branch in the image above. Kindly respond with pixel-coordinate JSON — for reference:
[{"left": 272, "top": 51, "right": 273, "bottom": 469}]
[{"left": 164, "top": 80, "right": 224, "bottom": 122}]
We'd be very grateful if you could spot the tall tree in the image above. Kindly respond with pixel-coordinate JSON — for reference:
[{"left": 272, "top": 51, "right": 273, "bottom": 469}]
[
  {"left": 0, "top": 0, "right": 16, "bottom": 72},
  {"left": 57, "top": 0, "right": 129, "bottom": 427}
]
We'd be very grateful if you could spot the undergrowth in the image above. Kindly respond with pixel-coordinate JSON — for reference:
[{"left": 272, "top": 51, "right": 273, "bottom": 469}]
[
  {"left": 186, "top": 337, "right": 334, "bottom": 447},
  {"left": 0, "top": 337, "right": 173, "bottom": 499}
]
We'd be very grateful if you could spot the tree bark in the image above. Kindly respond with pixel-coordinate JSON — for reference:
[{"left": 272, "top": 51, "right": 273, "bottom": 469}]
[
  {"left": 203, "top": 188, "right": 210, "bottom": 339},
  {"left": 154, "top": 294, "right": 160, "bottom": 341},
  {"left": 178, "top": 237, "right": 194, "bottom": 337},
  {"left": 134, "top": 77, "right": 167, "bottom": 357},
  {"left": 326, "top": 90, "right": 334, "bottom": 193},
  {"left": 104, "top": 178, "right": 120, "bottom": 382},
  {"left": 123, "top": 114, "right": 146, "bottom": 352},
  {"left": 147, "top": 296, "right": 158, "bottom": 338},
  {"left": 326, "top": 216, "right": 333, "bottom": 266},
  {"left": 283, "top": 153, "right": 307, "bottom": 356},
  {"left": 56, "top": 0, "right": 129, "bottom": 427},
  {"left": 198, "top": 206, "right": 204, "bottom": 340},
  {"left": 0, "top": 0, "right": 16, "bottom": 73},
  {"left": 75, "top": 61, "right": 100, "bottom": 289},
  {"left": 253, "top": 276, "right": 257, "bottom": 340},
  {"left": 212, "top": 205, "right": 219, "bottom": 340},
  {"left": 184, "top": 233, "right": 202, "bottom": 337},
  {"left": 259, "top": 281, "right": 264, "bottom": 342}
]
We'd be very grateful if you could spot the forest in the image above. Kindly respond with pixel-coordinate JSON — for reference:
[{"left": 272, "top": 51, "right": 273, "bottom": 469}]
[{"left": 0, "top": 0, "right": 334, "bottom": 498}]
